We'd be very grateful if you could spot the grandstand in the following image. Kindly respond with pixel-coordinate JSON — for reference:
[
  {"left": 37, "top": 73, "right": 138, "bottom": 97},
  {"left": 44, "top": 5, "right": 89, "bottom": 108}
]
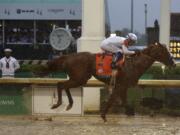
[
  {"left": 0, "top": 0, "right": 111, "bottom": 60},
  {"left": 0, "top": 0, "right": 82, "bottom": 59}
]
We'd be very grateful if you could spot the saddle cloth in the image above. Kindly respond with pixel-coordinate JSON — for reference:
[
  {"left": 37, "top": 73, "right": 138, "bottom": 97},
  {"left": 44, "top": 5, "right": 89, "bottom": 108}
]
[{"left": 96, "top": 53, "right": 125, "bottom": 76}]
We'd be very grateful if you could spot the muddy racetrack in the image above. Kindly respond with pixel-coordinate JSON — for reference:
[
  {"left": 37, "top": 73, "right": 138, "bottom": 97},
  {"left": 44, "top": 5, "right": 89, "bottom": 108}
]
[{"left": 0, "top": 115, "right": 180, "bottom": 135}]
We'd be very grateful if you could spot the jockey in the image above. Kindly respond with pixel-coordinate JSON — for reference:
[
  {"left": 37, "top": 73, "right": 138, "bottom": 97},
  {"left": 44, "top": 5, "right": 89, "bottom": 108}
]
[{"left": 100, "top": 33, "right": 138, "bottom": 69}]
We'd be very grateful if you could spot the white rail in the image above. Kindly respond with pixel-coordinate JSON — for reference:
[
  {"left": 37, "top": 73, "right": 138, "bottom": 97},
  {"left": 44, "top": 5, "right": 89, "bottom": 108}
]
[{"left": 0, "top": 78, "right": 180, "bottom": 88}]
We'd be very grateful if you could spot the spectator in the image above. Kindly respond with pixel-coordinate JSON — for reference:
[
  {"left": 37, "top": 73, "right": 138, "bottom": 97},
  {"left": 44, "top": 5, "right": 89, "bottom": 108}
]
[{"left": 0, "top": 48, "right": 20, "bottom": 78}]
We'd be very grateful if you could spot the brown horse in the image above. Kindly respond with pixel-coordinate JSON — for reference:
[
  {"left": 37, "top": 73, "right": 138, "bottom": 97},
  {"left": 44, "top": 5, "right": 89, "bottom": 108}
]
[{"left": 40, "top": 43, "right": 176, "bottom": 122}]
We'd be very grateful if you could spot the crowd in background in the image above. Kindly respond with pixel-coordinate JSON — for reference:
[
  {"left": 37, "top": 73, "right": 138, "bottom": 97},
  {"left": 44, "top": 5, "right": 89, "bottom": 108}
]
[
  {"left": 0, "top": 21, "right": 81, "bottom": 44},
  {"left": 0, "top": 20, "right": 81, "bottom": 59}
]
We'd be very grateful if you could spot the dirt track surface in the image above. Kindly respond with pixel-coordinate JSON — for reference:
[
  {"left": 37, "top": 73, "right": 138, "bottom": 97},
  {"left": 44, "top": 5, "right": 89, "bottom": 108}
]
[{"left": 0, "top": 115, "right": 180, "bottom": 135}]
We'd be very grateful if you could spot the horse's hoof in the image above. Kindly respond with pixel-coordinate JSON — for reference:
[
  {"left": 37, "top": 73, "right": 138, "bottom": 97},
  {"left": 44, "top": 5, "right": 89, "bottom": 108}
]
[
  {"left": 51, "top": 104, "right": 60, "bottom": 109},
  {"left": 150, "top": 111, "right": 155, "bottom": 117},
  {"left": 66, "top": 104, "right": 73, "bottom": 111},
  {"left": 101, "top": 114, "right": 107, "bottom": 122}
]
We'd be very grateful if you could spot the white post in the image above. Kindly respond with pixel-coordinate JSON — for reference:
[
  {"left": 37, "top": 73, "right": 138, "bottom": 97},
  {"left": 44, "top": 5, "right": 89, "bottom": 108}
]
[
  {"left": 77, "top": 0, "right": 105, "bottom": 111},
  {"left": 2, "top": 20, "right": 5, "bottom": 48},
  {"left": 77, "top": 0, "right": 105, "bottom": 52},
  {"left": 159, "top": 0, "right": 171, "bottom": 47}
]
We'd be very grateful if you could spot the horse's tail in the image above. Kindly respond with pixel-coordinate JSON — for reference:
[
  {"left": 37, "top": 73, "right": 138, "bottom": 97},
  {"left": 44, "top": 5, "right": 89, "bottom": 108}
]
[
  {"left": 57, "top": 55, "right": 67, "bottom": 70},
  {"left": 47, "top": 55, "right": 67, "bottom": 72}
]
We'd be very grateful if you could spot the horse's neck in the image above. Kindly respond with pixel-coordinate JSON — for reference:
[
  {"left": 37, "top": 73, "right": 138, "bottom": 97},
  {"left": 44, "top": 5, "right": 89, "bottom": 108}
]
[
  {"left": 130, "top": 54, "right": 155, "bottom": 78},
  {"left": 137, "top": 55, "right": 154, "bottom": 76}
]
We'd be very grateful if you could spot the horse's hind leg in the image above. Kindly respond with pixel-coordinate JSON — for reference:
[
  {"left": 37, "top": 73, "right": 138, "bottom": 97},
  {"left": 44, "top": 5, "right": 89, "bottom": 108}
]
[
  {"left": 52, "top": 88, "right": 73, "bottom": 110},
  {"left": 51, "top": 80, "right": 86, "bottom": 109},
  {"left": 65, "top": 88, "right": 73, "bottom": 110},
  {"left": 51, "top": 83, "right": 63, "bottom": 109}
]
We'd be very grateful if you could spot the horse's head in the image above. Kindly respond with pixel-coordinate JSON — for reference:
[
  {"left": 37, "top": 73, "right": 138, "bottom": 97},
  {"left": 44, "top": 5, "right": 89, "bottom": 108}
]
[{"left": 143, "top": 43, "right": 176, "bottom": 67}]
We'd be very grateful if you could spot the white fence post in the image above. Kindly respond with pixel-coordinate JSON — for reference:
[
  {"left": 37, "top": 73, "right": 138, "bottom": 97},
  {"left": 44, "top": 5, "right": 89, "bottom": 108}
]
[{"left": 77, "top": 0, "right": 105, "bottom": 111}]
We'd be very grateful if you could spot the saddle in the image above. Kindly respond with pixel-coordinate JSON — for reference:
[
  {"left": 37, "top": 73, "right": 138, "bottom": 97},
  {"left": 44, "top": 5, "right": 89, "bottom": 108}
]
[{"left": 96, "top": 53, "right": 125, "bottom": 76}]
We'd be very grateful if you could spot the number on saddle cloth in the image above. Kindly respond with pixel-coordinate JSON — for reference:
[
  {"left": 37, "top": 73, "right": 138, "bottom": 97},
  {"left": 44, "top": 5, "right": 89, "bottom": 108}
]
[
  {"left": 96, "top": 52, "right": 125, "bottom": 76},
  {"left": 96, "top": 53, "right": 113, "bottom": 76}
]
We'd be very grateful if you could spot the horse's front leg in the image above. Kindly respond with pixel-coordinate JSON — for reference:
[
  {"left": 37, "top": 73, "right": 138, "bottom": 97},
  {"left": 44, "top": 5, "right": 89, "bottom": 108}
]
[
  {"left": 119, "top": 87, "right": 135, "bottom": 116},
  {"left": 101, "top": 90, "right": 118, "bottom": 122}
]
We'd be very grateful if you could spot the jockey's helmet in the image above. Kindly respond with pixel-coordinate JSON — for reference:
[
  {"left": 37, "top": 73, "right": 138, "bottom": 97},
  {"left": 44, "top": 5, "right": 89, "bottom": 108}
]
[{"left": 126, "top": 33, "right": 137, "bottom": 43}]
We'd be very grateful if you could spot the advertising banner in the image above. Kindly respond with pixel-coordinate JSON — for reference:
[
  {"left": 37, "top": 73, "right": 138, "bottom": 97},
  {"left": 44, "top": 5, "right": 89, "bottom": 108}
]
[{"left": 0, "top": 0, "right": 81, "bottom": 20}]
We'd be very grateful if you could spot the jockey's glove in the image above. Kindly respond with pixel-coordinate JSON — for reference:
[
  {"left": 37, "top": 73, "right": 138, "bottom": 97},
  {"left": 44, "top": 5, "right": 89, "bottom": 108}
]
[{"left": 135, "top": 50, "right": 141, "bottom": 55}]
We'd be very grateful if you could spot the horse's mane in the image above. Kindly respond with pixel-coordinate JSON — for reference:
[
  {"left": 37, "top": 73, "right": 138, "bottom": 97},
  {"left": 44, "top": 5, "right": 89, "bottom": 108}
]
[
  {"left": 129, "top": 43, "right": 160, "bottom": 58},
  {"left": 141, "top": 42, "right": 167, "bottom": 55},
  {"left": 125, "top": 42, "right": 169, "bottom": 66},
  {"left": 124, "top": 44, "right": 157, "bottom": 65},
  {"left": 141, "top": 44, "right": 154, "bottom": 55}
]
